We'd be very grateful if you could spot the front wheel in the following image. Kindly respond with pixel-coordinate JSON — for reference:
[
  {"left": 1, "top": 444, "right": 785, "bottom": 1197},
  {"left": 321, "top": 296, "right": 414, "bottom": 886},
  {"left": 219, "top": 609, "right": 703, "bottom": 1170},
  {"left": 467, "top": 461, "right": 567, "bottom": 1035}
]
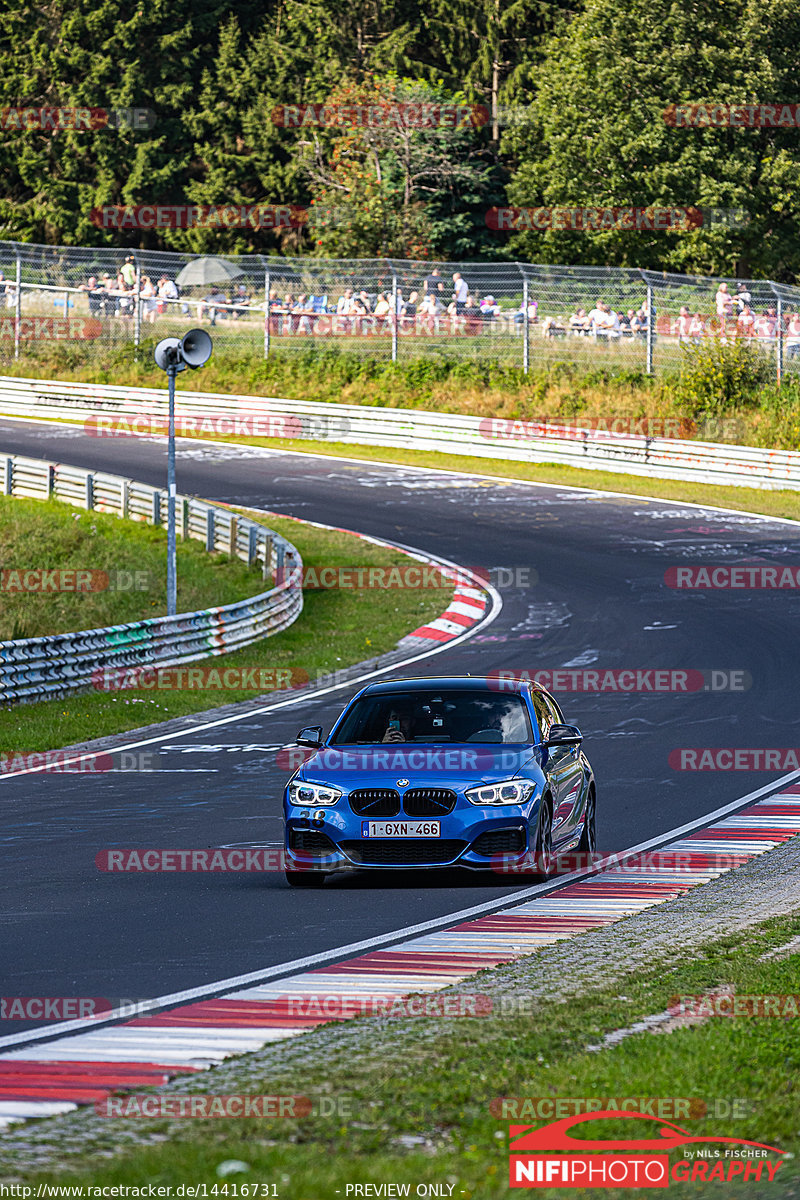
[
  {"left": 529, "top": 800, "right": 554, "bottom": 881},
  {"left": 285, "top": 870, "right": 327, "bottom": 888}
]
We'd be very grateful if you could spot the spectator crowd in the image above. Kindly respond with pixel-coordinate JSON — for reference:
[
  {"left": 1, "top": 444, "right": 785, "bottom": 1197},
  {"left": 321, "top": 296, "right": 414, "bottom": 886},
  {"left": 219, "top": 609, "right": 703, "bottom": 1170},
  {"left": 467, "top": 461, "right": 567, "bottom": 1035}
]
[{"left": 7, "top": 261, "right": 800, "bottom": 358}]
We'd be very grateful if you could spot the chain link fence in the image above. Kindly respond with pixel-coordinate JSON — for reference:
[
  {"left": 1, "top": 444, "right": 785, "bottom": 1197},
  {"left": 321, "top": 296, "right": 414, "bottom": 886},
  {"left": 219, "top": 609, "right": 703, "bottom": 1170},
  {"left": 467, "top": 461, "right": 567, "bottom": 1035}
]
[{"left": 1, "top": 239, "right": 799, "bottom": 380}]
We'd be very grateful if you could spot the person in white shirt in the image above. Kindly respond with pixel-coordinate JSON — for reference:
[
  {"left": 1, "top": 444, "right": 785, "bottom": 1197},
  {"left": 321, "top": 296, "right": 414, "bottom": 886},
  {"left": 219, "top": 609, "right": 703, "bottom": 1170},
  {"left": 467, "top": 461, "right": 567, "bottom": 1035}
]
[
  {"left": 336, "top": 289, "right": 354, "bottom": 315},
  {"left": 452, "top": 272, "right": 469, "bottom": 314},
  {"left": 569, "top": 307, "right": 590, "bottom": 335},
  {"left": 676, "top": 306, "right": 693, "bottom": 341},
  {"left": 605, "top": 306, "right": 621, "bottom": 338},
  {"left": 420, "top": 292, "right": 443, "bottom": 316},
  {"left": 157, "top": 276, "right": 179, "bottom": 315},
  {"left": 715, "top": 282, "right": 733, "bottom": 332},
  {"left": 588, "top": 300, "right": 606, "bottom": 333},
  {"left": 688, "top": 313, "right": 705, "bottom": 341},
  {"left": 589, "top": 300, "right": 616, "bottom": 336},
  {"left": 140, "top": 276, "right": 157, "bottom": 323},
  {"left": 419, "top": 291, "right": 444, "bottom": 331}
]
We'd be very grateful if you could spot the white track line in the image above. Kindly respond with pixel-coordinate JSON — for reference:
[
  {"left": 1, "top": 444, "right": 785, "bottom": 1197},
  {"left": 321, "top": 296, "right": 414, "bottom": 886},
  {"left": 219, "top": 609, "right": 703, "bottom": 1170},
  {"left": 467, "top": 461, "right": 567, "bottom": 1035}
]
[{"left": 1, "top": 768, "right": 797, "bottom": 1055}]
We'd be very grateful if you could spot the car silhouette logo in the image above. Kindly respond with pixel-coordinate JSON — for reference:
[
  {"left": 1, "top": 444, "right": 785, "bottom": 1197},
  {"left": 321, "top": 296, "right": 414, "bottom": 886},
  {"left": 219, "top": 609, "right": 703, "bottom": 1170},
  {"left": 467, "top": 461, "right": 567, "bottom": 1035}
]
[{"left": 396, "top": 778, "right": 409, "bottom": 787}]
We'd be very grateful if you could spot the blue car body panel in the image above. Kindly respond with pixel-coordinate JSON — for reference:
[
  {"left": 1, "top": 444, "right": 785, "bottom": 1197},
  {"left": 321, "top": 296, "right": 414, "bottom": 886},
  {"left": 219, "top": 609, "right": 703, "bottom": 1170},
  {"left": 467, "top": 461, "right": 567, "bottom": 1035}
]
[{"left": 282, "top": 675, "right": 594, "bottom": 873}]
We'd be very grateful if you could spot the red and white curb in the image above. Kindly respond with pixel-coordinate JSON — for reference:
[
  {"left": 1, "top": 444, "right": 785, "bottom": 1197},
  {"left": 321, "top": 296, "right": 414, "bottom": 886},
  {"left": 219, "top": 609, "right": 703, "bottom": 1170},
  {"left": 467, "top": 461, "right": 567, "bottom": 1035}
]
[
  {"left": 405, "top": 585, "right": 487, "bottom": 643},
  {"left": 1, "top": 788, "right": 799, "bottom": 1129}
]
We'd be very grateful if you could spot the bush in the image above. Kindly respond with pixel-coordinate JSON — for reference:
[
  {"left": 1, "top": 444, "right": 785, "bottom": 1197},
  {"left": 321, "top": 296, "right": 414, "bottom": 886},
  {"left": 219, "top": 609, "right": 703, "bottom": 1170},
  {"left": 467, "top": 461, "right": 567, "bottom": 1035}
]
[{"left": 676, "top": 337, "right": 773, "bottom": 415}]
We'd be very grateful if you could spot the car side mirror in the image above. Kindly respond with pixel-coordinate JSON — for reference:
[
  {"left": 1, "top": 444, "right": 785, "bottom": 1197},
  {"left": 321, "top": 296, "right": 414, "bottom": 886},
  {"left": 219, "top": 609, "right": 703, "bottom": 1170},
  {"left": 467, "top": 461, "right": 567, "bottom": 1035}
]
[
  {"left": 296, "top": 726, "right": 323, "bottom": 748},
  {"left": 546, "top": 723, "right": 582, "bottom": 746}
]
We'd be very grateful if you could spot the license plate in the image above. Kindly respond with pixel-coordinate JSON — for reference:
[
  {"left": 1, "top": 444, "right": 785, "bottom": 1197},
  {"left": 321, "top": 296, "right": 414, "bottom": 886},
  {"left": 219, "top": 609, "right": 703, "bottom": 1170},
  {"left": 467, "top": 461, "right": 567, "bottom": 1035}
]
[{"left": 362, "top": 820, "right": 441, "bottom": 838}]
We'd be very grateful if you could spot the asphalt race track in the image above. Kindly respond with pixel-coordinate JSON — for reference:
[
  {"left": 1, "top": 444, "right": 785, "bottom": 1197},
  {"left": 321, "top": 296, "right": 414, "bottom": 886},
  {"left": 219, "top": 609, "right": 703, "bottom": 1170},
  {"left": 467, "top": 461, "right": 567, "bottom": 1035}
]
[{"left": 2, "top": 417, "right": 799, "bottom": 1035}]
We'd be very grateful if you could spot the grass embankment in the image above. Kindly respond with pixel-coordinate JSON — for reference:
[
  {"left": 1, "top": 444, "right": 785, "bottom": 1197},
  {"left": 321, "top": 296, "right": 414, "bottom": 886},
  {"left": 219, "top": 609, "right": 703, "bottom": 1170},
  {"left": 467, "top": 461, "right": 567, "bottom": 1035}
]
[
  {"left": 0, "top": 499, "right": 453, "bottom": 755},
  {"left": 0, "top": 495, "right": 264, "bottom": 641},
  {"left": 4, "top": 349, "right": 800, "bottom": 522},
  {"left": 10, "top": 910, "right": 800, "bottom": 1197},
  {"left": 3, "top": 341, "right": 800, "bottom": 450}
]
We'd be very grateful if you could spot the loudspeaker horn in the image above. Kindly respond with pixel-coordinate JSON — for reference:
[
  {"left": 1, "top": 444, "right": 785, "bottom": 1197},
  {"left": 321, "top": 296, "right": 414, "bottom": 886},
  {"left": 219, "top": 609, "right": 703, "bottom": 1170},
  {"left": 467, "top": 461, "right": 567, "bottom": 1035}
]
[
  {"left": 180, "top": 328, "right": 213, "bottom": 368},
  {"left": 154, "top": 337, "right": 181, "bottom": 370}
]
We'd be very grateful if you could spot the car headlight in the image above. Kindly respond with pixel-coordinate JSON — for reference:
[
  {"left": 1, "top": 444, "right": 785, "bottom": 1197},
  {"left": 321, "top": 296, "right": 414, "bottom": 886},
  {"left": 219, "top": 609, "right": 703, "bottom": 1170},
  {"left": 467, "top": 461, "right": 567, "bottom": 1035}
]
[
  {"left": 288, "top": 780, "right": 342, "bottom": 807},
  {"left": 465, "top": 779, "right": 535, "bottom": 807}
]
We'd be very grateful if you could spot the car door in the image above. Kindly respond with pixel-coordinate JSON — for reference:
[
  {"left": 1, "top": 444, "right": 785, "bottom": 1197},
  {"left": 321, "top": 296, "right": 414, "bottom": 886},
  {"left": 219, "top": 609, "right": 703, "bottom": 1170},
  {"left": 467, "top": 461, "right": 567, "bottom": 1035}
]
[{"left": 534, "top": 691, "right": 585, "bottom": 849}]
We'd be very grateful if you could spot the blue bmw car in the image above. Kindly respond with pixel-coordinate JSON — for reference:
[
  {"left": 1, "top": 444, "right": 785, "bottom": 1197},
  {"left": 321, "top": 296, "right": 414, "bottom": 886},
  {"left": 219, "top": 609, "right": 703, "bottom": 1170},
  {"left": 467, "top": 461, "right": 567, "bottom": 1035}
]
[{"left": 282, "top": 675, "right": 595, "bottom": 886}]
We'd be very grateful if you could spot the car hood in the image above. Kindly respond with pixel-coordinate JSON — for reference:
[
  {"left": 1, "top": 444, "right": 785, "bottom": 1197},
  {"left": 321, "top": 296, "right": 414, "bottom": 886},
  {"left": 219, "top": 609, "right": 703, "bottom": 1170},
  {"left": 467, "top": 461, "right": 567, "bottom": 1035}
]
[{"left": 295, "top": 744, "right": 538, "bottom": 789}]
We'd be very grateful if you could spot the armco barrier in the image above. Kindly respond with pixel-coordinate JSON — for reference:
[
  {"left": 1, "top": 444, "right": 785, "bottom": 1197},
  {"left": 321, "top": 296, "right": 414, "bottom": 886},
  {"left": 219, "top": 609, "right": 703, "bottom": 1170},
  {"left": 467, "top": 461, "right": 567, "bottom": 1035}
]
[
  {"left": 0, "top": 375, "right": 798, "bottom": 491},
  {"left": 0, "top": 453, "right": 303, "bottom": 704}
]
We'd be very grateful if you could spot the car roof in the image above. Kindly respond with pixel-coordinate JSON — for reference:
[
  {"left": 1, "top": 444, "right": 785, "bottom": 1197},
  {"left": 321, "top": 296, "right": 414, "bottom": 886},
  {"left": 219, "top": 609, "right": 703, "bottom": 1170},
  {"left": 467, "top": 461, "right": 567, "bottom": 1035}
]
[{"left": 359, "top": 675, "right": 537, "bottom": 696}]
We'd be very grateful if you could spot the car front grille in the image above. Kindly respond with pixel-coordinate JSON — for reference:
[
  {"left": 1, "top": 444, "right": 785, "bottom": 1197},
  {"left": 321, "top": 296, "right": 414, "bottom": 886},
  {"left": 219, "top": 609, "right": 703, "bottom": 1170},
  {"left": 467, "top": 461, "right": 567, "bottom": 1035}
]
[
  {"left": 348, "top": 788, "right": 401, "bottom": 817},
  {"left": 402, "top": 788, "right": 457, "bottom": 817},
  {"left": 288, "top": 829, "right": 337, "bottom": 855},
  {"left": 471, "top": 828, "right": 527, "bottom": 856},
  {"left": 339, "top": 839, "right": 467, "bottom": 866}
]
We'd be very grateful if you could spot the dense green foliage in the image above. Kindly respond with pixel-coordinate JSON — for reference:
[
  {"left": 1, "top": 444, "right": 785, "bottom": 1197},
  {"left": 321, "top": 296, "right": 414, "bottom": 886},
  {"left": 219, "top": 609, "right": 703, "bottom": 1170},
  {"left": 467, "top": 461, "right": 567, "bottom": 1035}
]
[{"left": 2, "top": 0, "right": 800, "bottom": 276}]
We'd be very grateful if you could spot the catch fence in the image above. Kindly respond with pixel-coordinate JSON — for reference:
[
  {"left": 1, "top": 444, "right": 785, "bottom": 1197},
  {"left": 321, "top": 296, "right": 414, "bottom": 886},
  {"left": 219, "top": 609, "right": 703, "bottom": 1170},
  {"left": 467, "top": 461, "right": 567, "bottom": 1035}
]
[{"left": 1, "top": 240, "right": 800, "bottom": 380}]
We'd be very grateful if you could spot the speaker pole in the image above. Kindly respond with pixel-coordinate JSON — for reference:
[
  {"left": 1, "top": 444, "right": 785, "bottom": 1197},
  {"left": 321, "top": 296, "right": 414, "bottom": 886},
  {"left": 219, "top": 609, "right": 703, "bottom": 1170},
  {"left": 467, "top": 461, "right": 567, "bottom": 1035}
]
[
  {"left": 166, "top": 363, "right": 178, "bottom": 616},
  {"left": 154, "top": 328, "right": 213, "bottom": 618}
]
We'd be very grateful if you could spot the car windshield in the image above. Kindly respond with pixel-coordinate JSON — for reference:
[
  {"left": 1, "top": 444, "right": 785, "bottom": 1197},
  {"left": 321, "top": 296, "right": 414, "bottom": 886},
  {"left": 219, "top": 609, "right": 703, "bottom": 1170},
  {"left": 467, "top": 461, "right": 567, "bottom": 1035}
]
[{"left": 329, "top": 689, "right": 533, "bottom": 745}]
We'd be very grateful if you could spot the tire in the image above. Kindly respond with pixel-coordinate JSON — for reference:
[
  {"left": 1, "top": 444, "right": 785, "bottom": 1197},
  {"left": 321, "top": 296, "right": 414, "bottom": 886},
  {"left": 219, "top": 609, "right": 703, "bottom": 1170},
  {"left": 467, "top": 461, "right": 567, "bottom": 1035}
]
[
  {"left": 529, "top": 799, "right": 554, "bottom": 881},
  {"left": 578, "top": 786, "right": 597, "bottom": 854},
  {"left": 285, "top": 869, "right": 327, "bottom": 888}
]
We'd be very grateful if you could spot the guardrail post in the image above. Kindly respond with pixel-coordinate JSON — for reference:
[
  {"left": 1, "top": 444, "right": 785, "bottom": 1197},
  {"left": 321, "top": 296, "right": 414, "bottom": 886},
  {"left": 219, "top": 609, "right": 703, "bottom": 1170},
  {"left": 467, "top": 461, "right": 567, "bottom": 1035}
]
[
  {"left": 120, "top": 479, "right": 129, "bottom": 518},
  {"left": 390, "top": 263, "right": 398, "bottom": 364},
  {"left": 522, "top": 272, "right": 530, "bottom": 375},
  {"left": 85, "top": 474, "right": 94, "bottom": 510},
  {"left": 646, "top": 281, "right": 654, "bottom": 375},
  {"left": 47, "top": 464, "right": 55, "bottom": 496},
  {"left": 777, "top": 296, "right": 784, "bottom": 386},
  {"left": 14, "top": 250, "right": 21, "bottom": 360},
  {"left": 152, "top": 489, "right": 161, "bottom": 525},
  {"left": 181, "top": 497, "right": 189, "bottom": 540},
  {"left": 3, "top": 457, "right": 12, "bottom": 496},
  {"left": 262, "top": 534, "right": 273, "bottom": 582},
  {"left": 276, "top": 542, "right": 285, "bottom": 587},
  {"left": 229, "top": 514, "right": 237, "bottom": 557},
  {"left": 248, "top": 525, "right": 258, "bottom": 566},
  {"left": 206, "top": 508, "right": 215, "bottom": 552}
]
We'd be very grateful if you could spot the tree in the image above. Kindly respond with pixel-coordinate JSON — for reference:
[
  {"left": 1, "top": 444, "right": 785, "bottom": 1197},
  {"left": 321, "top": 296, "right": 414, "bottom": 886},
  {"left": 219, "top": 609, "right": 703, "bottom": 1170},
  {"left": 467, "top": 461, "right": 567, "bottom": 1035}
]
[
  {"left": 502, "top": 0, "right": 800, "bottom": 278},
  {"left": 0, "top": 0, "right": 234, "bottom": 247},
  {"left": 298, "top": 75, "right": 501, "bottom": 257}
]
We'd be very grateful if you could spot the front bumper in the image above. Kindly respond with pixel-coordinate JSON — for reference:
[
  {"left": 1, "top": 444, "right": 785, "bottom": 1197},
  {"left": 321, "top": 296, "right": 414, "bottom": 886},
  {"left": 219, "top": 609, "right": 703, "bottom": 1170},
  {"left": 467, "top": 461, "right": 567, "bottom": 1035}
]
[{"left": 284, "top": 803, "right": 537, "bottom": 871}]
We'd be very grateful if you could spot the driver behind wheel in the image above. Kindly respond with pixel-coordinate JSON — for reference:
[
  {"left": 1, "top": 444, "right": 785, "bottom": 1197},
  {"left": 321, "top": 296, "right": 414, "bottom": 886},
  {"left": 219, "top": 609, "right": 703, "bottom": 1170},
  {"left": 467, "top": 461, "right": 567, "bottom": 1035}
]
[{"left": 381, "top": 701, "right": 415, "bottom": 743}]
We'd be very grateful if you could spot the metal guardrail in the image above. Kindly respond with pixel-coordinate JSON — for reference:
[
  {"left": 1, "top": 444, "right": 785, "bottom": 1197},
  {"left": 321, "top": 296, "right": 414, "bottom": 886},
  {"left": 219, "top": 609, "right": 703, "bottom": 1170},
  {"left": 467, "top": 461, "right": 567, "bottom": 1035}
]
[
  {"left": 0, "top": 453, "right": 303, "bottom": 704},
  {"left": 0, "top": 375, "right": 798, "bottom": 492}
]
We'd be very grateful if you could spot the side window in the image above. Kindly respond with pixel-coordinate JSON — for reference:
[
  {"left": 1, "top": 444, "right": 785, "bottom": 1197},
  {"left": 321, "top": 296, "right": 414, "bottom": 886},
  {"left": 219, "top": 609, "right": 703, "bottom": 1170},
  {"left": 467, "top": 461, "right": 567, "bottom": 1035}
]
[
  {"left": 530, "top": 693, "right": 551, "bottom": 742},
  {"left": 543, "top": 692, "right": 564, "bottom": 725}
]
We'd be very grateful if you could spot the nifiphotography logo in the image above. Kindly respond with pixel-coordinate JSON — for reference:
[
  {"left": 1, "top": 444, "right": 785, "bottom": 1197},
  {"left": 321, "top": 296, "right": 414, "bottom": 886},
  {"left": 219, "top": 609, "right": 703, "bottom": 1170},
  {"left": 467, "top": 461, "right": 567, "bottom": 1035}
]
[{"left": 508, "top": 1111, "right": 786, "bottom": 1188}]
